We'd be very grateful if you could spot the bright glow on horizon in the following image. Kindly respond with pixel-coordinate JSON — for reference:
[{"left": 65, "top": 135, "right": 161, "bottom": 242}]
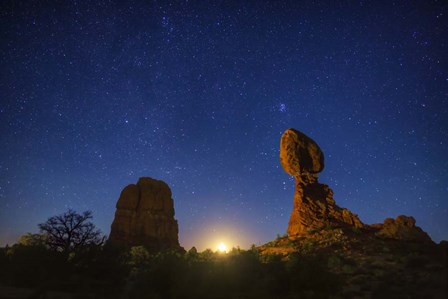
[
  {"left": 182, "top": 221, "right": 254, "bottom": 251},
  {"left": 217, "top": 242, "right": 228, "bottom": 253}
]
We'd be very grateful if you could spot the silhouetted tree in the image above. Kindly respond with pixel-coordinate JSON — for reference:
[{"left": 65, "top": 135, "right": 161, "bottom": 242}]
[{"left": 38, "top": 209, "right": 105, "bottom": 257}]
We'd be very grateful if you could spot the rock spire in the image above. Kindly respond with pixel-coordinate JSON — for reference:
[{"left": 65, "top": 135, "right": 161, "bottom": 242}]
[
  {"left": 109, "top": 177, "right": 181, "bottom": 251},
  {"left": 280, "top": 128, "right": 364, "bottom": 236}
]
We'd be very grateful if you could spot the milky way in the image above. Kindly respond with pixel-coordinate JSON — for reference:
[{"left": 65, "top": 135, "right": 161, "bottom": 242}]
[{"left": 1, "top": 1, "right": 447, "bottom": 249}]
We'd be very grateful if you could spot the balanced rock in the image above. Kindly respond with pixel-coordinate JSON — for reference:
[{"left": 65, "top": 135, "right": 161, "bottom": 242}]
[
  {"left": 280, "top": 128, "right": 364, "bottom": 236},
  {"left": 280, "top": 128, "right": 324, "bottom": 179},
  {"left": 375, "top": 215, "right": 432, "bottom": 242},
  {"left": 109, "top": 177, "right": 181, "bottom": 251}
]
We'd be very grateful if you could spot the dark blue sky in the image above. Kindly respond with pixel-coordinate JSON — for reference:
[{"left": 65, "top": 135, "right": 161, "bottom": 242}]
[{"left": 1, "top": 1, "right": 447, "bottom": 250}]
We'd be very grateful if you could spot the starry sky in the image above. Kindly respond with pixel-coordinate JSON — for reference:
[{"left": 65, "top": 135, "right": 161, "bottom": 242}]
[{"left": 1, "top": 1, "right": 447, "bottom": 250}]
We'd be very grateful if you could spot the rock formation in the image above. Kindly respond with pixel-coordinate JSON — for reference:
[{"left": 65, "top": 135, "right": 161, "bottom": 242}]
[
  {"left": 280, "top": 128, "right": 432, "bottom": 242},
  {"left": 374, "top": 215, "right": 432, "bottom": 242},
  {"left": 280, "top": 128, "right": 324, "bottom": 178},
  {"left": 258, "top": 128, "right": 442, "bottom": 298},
  {"left": 281, "top": 128, "right": 365, "bottom": 236},
  {"left": 109, "top": 177, "right": 181, "bottom": 251}
]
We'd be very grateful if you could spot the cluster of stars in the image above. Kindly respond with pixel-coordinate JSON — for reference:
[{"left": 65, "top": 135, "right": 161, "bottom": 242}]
[{"left": 0, "top": 1, "right": 447, "bottom": 248}]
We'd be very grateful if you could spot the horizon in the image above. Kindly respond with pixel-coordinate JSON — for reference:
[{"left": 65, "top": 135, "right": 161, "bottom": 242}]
[{"left": 1, "top": 169, "right": 445, "bottom": 251}]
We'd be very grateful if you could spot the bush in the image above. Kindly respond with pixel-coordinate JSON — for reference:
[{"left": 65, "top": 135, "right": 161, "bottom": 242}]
[
  {"left": 125, "top": 248, "right": 345, "bottom": 299},
  {"left": 287, "top": 253, "right": 343, "bottom": 297},
  {"left": 2, "top": 241, "right": 347, "bottom": 299}
]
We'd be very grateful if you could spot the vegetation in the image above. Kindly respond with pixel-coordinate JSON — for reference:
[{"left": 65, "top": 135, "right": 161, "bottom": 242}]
[
  {"left": 126, "top": 247, "right": 339, "bottom": 299},
  {"left": 0, "top": 243, "right": 344, "bottom": 298},
  {"left": 0, "top": 210, "right": 447, "bottom": 299},
  {"left": 0, "top": 210, "right": 345, "bottom": 299},
  {"left": 6, "top": 210, "right": 445, "bottom": 298},
  {"left": 38, "top": 209, "right": 105, "bottom": 258}
]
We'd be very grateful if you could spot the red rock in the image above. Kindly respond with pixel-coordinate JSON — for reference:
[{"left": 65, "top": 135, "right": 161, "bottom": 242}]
[
  {"left": 280, "top": 128, "right": 324, "bottom": 178},
  {"left": 280, "top": 128, "right": 364, "bottom": 237},
  {"left": 287, "top": 178, "right": 364, "bottom": 237},
  {"left": 375, "top": 215, "right": 432, "bottom": 242},
  {"left": 109, "top": 177, "right": 181, "bottom": 251}
]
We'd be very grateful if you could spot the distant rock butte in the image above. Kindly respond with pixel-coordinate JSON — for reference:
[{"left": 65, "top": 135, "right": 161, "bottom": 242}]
[
  {"left": 109, "top": 177, "right": 181, "bottom": 251},
  {"left": 280, "top": 128, "right": 431, "bottom": 241}
]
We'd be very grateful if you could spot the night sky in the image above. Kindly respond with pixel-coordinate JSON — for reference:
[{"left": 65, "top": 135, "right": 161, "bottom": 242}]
[{"left": 1, "top": 1, "right": 447, "bottom": 250}]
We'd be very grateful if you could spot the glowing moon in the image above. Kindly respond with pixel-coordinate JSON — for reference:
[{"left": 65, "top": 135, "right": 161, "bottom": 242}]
[{"left": 217, "top": 242, "right": 228, "bottom": 253}]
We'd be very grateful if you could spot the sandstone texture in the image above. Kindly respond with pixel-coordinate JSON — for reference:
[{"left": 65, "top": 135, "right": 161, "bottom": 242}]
[
  {"left": 280, "top": 128, "right": 324, "bottom": 178},
  {"left": 280, "top": 128, "right": 433, "bottom": 243},
  {"left": 109, "top": 177, "right": 181, "bottom": 251},
  {"left": 375, "top": 215, "right": 432, "bottom": 242},
  {"left": 259, "top": 226, "right": 445, "bottom": 299},
  {"left": 258, "top": 128, "right": 442, "bottom": 298},
  {"left": 287, "top": 180, "right": 364, "bottom": 236},
  {"left": 280, "top": 128, "right": 363, "bottom": 236}
]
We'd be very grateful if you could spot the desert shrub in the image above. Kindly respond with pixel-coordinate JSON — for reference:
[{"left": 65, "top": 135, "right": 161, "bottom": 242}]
[
  {"left": 1, "top": 239, "right": 128, "bottom": 299},
  {"left": 286, "top": 253, "right": 343, "bottom": 297},
  {"left": 370, "top": 272, "right": 404, "bottom": 299},
  {"left": 260, "top": 254, "right": 288, "bottom": 296},
  {"left": 324, "top": 224, "right": 335, "bottom": 231},
  {"left": 327, "top": 255, "right": 344, "bottom": 269},
  {"left": 129, "top": 246, "right": 151, "bottom": 269},
  {"left": 308, "top": 228, "right": 321, "bottom": 234},
  {"left": 403, "top": 253, "right": 429, "bottom": 269},
  {"left": 3, "top": 242, "right": 68, "bottom": 287},
  {"left": 125, "top": 248, "right": 346, "bottom": 299},
  {"left": 3, "top": 240, "right": 347, "bottom": 299},
  {"left": 351, "top": 227, "right": 362, "bottom": 235},
  {"left": 300, "top": 239, "right": 316, "bottom": 254}
]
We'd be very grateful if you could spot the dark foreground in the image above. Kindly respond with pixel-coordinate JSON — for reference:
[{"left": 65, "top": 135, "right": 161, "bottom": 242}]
[{"left": 1, "top": 228, "right": 447, "bottom": 299}]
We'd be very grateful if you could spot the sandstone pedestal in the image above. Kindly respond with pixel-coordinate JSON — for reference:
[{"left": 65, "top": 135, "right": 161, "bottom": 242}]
[
  {"left": 280, "top": 128, "right": 364, "bottom": 236},
  {"left": 287, "top": 177, "right": 364, "bottom": 236}
]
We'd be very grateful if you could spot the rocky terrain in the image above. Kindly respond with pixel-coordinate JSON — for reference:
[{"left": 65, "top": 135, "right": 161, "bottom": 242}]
[
  {"left": 108, "top": 177, "right": 181, "bottom": 251},
  {"left": 259, "top": 128, "right": 447, "bottom": 298},
  {"left": 259, "top": 226, "right": 447, "bottom": 298}
]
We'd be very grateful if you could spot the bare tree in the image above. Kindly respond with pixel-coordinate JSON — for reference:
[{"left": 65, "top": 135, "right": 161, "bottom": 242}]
[{"left": 38, "top": 209, "right": 105, "bottom": 256}]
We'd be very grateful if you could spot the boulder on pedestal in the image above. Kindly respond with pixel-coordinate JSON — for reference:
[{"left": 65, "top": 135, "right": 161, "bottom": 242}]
[{"left": 280, "top": 128, "right": 364, "bottom": 236}]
